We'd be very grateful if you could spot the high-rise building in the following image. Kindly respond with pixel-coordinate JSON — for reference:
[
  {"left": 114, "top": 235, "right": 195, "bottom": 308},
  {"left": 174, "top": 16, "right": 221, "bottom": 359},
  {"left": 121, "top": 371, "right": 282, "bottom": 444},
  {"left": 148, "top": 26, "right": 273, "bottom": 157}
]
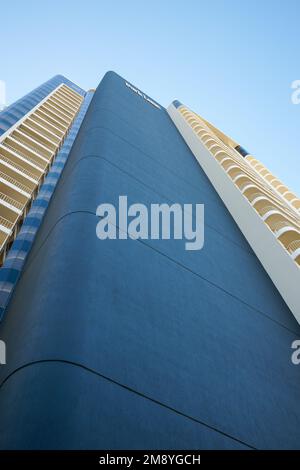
[
  {"left": 0, "top": 71, "right": 299, "bottom": 449},
  {"left": 0, "top": 78, "right": 85, "bottom": 263}
]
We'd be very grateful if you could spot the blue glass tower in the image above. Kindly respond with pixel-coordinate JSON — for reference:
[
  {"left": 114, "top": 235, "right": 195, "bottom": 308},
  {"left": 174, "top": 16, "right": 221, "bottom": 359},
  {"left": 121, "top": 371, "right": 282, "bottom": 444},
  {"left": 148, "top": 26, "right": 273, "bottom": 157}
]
[
  {"left": 0, "top": 76, "right": 89, "bottom": 315},
  {"left": 0, "top": 75, "right": 85, "bottom": 136}
]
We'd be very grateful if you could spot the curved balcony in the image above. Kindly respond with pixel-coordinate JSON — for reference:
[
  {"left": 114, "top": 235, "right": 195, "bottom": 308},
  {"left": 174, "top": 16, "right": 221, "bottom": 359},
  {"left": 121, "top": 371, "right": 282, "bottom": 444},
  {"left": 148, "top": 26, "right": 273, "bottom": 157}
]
[
  {"left": 257, "top": 205, "right": 281, "bottom": 220},
  {"left": 200, "top": 134, "right": 214, "bottom": 145},
  {"left": 276, "top": 184, "right": 289, "bottom": 195},
  {"left": 214, "top": 149, "right": 230, "bottom": 163},
  {"left": 220, "top": 153, "right": 235, "bottom": 170},
  {"left": 192, "top": 125, "right": 203, "bottom": 135},
  {"left": 283, "top": 191, "right": 298, "bottom": 202},
  {"left": 267, "top": 218, "right": 300, "bottom": 239},
  {"left": 224, "top": 162, "right": 240, "bottom": 174},
  {"left": 204, "top": 135, "right": 217, "bottom": 145},
  {"left": 188, "top": 118, "right": 198, "bottom": 127},
  {"left": 195, "top": 126, "right": 207, "bottom": 135},
  {"left": 240, "top": 184, "right": 261, "bottom": 199},
  {"left": 190, "top": 120, "right": 200, "bottom": 129},
  {"left": 206, "top": 143, "right": 223, "bottom": 156},
  {"left": 208, "top": 143, "right": 223, "bottom": 156},
  {"left": 246, "top": 191, "right": 266, "bottom": 204},
  {"left": 265, "top": 175, "right": 277, "bottom": 185},
  {"left": 259, "top": 168, "right": 269, "bottom": 177},
  {"left": 178, "top": 105, "right": 300, "bottom": 270},
  {"left": 271, "top": 180, "right": 282, "bottom": 189},
  {"left": 229, "top": 169, "right": 246, "bottom": 183},
  {"left": 203, "top": 138, "right": 218, "bottom": 150},
  {"left": 186, "top": 115, "right": 196, "bottom": 124},
  {"left": 255, "top": 163, "right": 264, "bottom": 171},
  {"left": 291, "top": 199, "right": 300, "bottom": 211},
  {"left": 287, "top": 240, "right": 300, "bottom": 265},
  {"left": 268, "top": 219, "right": 290, "bottom": 234}
]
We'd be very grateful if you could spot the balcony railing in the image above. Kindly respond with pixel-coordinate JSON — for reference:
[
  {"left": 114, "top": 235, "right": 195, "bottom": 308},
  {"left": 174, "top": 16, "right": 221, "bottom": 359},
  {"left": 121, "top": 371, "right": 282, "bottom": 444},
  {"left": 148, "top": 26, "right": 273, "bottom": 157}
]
[
  {"left": 269, "top": 220, "right": 298, "bottom": 234},
  {"left": 259, "top": 205, "right": 277, "bottom": 217},
  {"left": 21, "top": 125, "right": 56, "bottom": 151},
  {"left": 49, "top": 98, "right": 73, "bottom": 118},
  {"left": 180, "top": 105, "right": 300, "bottom": 271},
  {"left": 26, "top": 119, "right": 61, "bottom": 144},
  {"left": 0, "top": 191, "right": 24, "bottom": 210},
  {"left": 287, "top": 240, "right": 300, "bottom": 254},
  {"left": 30, "top": 115, "right": 64, "bottom": 138},
  {"left": 0, "top": 152, "right": 39, "bottom": 181},
  {"left": 46, "top": 101, "right": 72, "bottom": 122},
  {"left": 12, "top": 134, "right": 51, "bottom": 159},
  {"left": 35, "top": 110, "right": 67, "bottom": 132},
  {"left": 1, "top": 142, "right": 46, "bottom": 170},
  {"left": 41, "top": 104, "right": 70, "bottom": 126},
  {"left": 0, "top": 170, "right": 32, "bottom": 194},
  {"left": 52, "top": 93, "right": 77, "bottom": 113},
  {"left": 245, "top": 192, "right": 264, "bottom": 203},
  {"left": 0, "top": 216, "right": 14, "bottom": 230}
]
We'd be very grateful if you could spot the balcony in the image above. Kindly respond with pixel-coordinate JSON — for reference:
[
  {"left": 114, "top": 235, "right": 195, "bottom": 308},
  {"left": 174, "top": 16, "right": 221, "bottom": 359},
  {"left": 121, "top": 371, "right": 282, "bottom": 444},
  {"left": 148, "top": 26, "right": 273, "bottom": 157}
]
[
  {"left": 26, "top": 118, "right": 62, "bottom": 144},
  {"left": 257, "top": 205, "right": 278, "bottom": 218},
  {"left": 8, "top": 135, "right": 50, "bottom": 165},
  {"left": 0, "top": 150, "right": 40, "bottom": 182},
  {"left": 59, "top": 86, "right": 82, "bottom": 105},
  {"left": 268, "top": 219, "right": 294, "bottom": 235},
  {"left": 13, "top": 130, "right": 53, "bottom": 160},
  {"left": 39, "top": 104, "right": 70, "bottom": 127},
  {"left": 43, "top": 101, "right": 71, "bottom": 125},
  {"left": 35, "top": 109, "right": 67, "bottom": 132},
  {"left": 20, "top": 124, "right": 57, "bottom": 152},
  {"left": 0, "top": 83, "right": 81, "bottom": 265},
  {"left": 52, "top": 92, "right": 78, "bottom": 113},
  {"left": 30, "top": 114, "right": 65, "bottom": 138},
  {"left": 48, "top": 97, "right": 73, "bottom": 120},
  {"left": 1, "top": 141, "right": 46, "bottom": 171},
  {"left": 0, "top": 170, "right": 32, "bottom": 195},
  {"left": 246, "top": 191, "right": 265, "bottom": 204},
  {"left": 287, "top": 240, "right": 300, "bottom": 265},
  {"left": 0, "top": 191, "right": 24, "bottom": 211},
  {"left": 0, "top": 215, "right": 14, "bottom": 232}
]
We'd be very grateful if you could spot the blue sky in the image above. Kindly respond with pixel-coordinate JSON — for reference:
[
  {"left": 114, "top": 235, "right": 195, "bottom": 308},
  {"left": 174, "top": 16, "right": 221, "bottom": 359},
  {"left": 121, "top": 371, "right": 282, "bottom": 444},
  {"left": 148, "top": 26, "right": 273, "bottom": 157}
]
[{"left": 1, "top": 0, "right": 299, "bottom": 193}]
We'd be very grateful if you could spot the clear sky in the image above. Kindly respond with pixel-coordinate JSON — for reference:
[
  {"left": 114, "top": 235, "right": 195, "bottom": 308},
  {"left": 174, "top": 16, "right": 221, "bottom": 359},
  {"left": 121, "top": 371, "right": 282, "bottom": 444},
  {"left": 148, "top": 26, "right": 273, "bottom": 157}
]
[{"left": 1, "top": 0, "right": 299, "bottom": 194}]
